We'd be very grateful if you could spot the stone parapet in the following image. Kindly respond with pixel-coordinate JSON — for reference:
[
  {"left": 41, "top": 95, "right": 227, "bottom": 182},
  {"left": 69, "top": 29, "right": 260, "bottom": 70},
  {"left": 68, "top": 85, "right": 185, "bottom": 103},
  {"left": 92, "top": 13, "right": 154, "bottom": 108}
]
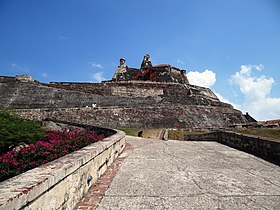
[
  {"left": 184, "top": 131, "right": 280, "bottom": 166},
  {"left": 0, "top": 129, "right": 125, "bottom": 210}
]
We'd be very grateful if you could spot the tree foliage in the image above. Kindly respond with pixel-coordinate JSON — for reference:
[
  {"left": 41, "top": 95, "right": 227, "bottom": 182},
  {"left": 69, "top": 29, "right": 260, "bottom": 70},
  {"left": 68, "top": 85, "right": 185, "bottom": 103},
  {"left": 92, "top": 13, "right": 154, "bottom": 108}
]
[{"left": 0, "top": 110, "right": 45, "bottom": 155}]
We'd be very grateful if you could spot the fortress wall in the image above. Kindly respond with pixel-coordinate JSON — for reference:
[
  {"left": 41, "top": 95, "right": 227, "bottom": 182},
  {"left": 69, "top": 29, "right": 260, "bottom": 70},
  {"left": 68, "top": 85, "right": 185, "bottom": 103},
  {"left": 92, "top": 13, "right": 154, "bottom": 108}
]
[
  {"left": 0, "top": 80, "right": 101, "bottom": 108},
  {"left": 47, "top": 81, "right": 219, "bottom": 99},
  {"left": 0, "top": 80, "right": 160, "bottom": 109},
  {"left": 0, "top": 76, "right": 15, "bottom": 82},
  {"left": 1, "top": 77, "right": 244, "bottom": 128},
  {"left": 44, "top": 81, "right": 227, "bottom": 108},
  {"left": 0, "top": 78, "right": 227, "bottom": 110},
  {"left": 16, "top": 105, "right": 247, "bottom": 129},
  {"left": 47, "top": 82, "right": 108, "bottom": 95}
]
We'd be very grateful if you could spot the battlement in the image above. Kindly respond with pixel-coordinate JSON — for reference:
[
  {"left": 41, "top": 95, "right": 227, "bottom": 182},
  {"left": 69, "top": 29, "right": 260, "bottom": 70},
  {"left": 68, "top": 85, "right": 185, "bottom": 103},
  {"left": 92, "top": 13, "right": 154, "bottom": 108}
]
[
  {"left": 112, "top": 54, "right": 189, "bottom": 84},
  {"left": 0, "top": 76, "right": 15, "bottom": 82}
]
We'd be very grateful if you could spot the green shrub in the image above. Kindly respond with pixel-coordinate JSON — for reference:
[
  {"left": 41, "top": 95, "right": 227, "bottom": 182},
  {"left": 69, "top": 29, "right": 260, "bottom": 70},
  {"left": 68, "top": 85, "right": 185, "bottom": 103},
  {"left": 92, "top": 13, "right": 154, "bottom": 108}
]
[
  {"left": 234, "top": 128, "right": 280, "bottom": 140},
  {"left": 116, "top": 128, "right": 140, "bottom": 136},
  {"left": 0, "top": 110, "right": 45, "bottom": 155},
  {"left": 0, "top": 129, "right": 105, "bottom": 181}
]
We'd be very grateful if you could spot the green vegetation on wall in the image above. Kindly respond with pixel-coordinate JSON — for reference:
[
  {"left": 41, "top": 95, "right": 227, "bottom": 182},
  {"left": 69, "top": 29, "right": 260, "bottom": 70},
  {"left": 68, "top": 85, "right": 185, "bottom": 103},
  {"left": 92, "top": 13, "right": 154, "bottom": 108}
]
[
  {"left": 168, "top": 130, "right": 207, "bottom": 140},
  {"left": 235, "top": 128, "right": 280, "bottom": 140},
  {"left": 0, "top": 110, "right": 45, "bottom": 155}
]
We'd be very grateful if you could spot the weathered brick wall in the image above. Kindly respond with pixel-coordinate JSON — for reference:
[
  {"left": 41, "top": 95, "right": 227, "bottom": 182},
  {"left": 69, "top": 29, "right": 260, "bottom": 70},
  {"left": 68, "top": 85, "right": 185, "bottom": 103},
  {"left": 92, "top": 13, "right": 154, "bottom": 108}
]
[
  {"left": 0, "top": 79, "right": 158, "bottom": 109},
  {"left": 0, "top": 76, "right": 248, "bottom": 128},
  {"left": 1, "top": 77, "right": 230, "bottom": 109},
  {"left": 184, "top": 131, "right": 280, "bottom": 166},
  {"left": 48, "top": 81, "right": 221, "bottom": 104},
  {"left": 16, "top": 105, "right": 246, "bottom": 129}
]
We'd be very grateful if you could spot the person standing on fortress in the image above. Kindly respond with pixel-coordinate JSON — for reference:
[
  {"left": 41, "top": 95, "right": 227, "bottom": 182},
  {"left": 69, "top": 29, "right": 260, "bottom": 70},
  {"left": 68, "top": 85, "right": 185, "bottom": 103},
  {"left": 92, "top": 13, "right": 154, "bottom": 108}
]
[{"left": 140, "top": 54, "right": 153, "bottom": 70}]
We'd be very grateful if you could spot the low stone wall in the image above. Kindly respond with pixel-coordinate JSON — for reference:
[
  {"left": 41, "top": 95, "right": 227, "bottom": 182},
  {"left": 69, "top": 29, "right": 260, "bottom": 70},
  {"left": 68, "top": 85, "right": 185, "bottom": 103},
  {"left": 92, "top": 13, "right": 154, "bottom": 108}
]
[
  {"left": 184, "top": 131, "right": 280, "bottom": 166},
  {"left": 0, "top": 130, "right": 126, "bottom": 210}
]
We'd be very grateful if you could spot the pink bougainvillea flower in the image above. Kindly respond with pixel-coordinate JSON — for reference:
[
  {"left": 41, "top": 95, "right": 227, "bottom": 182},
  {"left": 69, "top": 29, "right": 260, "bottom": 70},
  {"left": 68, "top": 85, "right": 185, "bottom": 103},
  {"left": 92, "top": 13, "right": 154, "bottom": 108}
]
[{"left": 0, "top": 128, "right": 108, "bottom": 182}]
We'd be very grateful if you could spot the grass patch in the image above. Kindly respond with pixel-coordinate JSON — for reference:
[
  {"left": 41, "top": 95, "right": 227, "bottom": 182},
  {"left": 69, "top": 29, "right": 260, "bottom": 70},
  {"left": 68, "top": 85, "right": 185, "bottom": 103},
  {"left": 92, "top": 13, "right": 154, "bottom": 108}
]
[
  {"left": 116, "top": 128, "right": 140, "bottom": 136},
  {"left": 234, "top": 128, "right": 280, "bottom": 140},
  {"left": 116, "top": 128, "right": 162, "bottom": 139},
  {"left": 0, "top": 110, "right": 45, "bottom": 155},
  {"left": 168, "top": 130, "right": 208, "bottom": 140}
]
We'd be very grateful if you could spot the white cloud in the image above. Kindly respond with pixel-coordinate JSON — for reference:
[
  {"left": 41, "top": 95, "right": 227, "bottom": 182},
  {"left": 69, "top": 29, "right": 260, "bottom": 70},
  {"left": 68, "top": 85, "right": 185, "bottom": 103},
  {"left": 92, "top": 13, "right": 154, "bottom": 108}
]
[
  {"left": 215, "top": 92, "right": 242, "bottom": 110},
  {"left": 41, "top": 72, "right": 48, "bottom": 78},
  {"left": 230, "top": 64, "right": 274, "bottom": 100},
  {"left": 229, "top": 64, "right": 280, "bottom": 121},
  {"left": 59, "top": 35, "right": 69, "bottom": 40},
  {"left": 176, "top": 59, "right": 185, "bottom": 65},
  {"left": 89, "top": 62, "right": 103, "bottom": 69},
  {"left": 243, "top": 97, "right": 280, "bottom": 121},
  {"left": 183, "top": 64, "right": 279, "bottom": 121},
  {"left": 254, "top": 64, "right": 264, "bottom": 71},
  {"left": 187, "top": 69, "right": 216, "bottom": 88},
  {"left": 11, "top": 63, "right": 29, "bottom": 72},
  {"left": 91, "top": 72, "right": 107, "bottom": 83}
]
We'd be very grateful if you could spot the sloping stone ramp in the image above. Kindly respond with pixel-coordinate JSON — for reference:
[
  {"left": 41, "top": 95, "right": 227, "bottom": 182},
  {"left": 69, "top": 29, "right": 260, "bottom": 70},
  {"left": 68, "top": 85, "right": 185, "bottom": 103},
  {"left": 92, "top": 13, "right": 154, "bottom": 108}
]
[{"left": 76, "top": 136, "right": 280, "bottom": 210}]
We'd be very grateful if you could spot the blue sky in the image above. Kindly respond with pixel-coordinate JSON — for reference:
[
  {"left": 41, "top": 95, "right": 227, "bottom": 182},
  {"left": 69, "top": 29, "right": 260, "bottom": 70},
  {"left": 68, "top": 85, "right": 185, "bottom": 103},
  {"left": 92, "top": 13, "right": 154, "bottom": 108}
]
[{"left": 0, "top": 0, "right": 280, "bottom": 120}]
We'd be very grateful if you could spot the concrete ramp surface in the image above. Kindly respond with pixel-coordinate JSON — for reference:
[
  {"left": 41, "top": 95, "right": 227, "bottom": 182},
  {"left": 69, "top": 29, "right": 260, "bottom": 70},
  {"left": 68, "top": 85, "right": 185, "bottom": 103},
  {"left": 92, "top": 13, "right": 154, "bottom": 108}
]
[{"left": 96, "top": 136, "right": 280, "bottom": 209}]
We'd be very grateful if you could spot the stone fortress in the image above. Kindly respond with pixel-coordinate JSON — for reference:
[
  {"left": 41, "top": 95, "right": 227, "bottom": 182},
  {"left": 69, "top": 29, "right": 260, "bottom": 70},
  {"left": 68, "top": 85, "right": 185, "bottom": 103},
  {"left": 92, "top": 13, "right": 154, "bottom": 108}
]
[
  {"left": 2, "top": 55, "right": 280, "bottom": 210},
  {"left": 0, "top": 54, "right": 254, "bottom": 129},
  {"left": 112, "top": 54, "right": 189, "bottom": 84}
]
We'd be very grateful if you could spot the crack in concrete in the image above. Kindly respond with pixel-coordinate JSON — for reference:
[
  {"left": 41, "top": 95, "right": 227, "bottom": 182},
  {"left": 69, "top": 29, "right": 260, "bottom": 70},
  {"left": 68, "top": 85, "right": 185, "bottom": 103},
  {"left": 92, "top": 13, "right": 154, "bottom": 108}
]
[
  {"left": 217, "top": 194, "right": 280, "bottom": 210},
  {"left": 219, "top": 194, "right": 280, "bottom": 198},
  {"left": 205, "top": 145, "right": 280, "bottom": 191},
  {"left": 102, "top": 192, "right": 213, "bottom": 198},
  {"left": 192, "top": 179, "right": 203, "bottom": 190},
  {"left": 247, "top": 170, "right": 280, "bottom": 189}
]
